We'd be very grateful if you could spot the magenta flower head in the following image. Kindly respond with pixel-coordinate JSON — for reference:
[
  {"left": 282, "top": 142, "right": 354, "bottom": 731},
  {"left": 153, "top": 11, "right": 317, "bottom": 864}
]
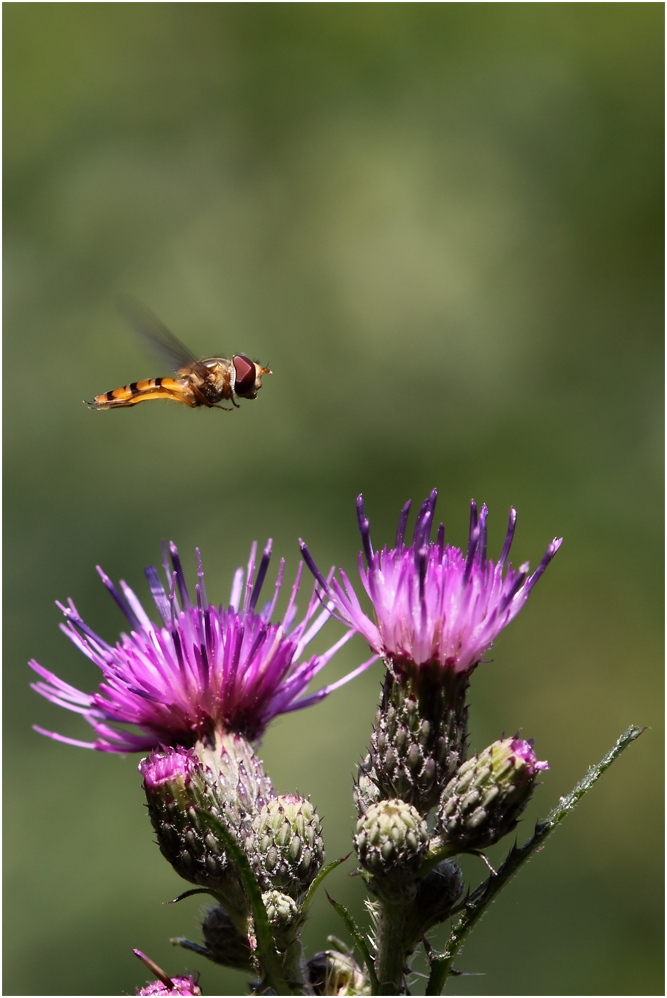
[
  {"left": 300, "top": 490, "right": 562, "bottom": 678},
  {"left": 301, "top": 491, "right": 561, "bottom": 814},
  {"left": 134, "top": 950, "right": 201, "bottom": 996},
  {"left": 30, "top": 540, "right": 376, "bottom": 753}
]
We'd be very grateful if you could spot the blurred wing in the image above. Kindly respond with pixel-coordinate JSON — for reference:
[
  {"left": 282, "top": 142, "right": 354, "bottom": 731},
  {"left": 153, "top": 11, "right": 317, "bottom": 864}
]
[{"left": 116, "top": 296, "right": 209, "bottom": 377}]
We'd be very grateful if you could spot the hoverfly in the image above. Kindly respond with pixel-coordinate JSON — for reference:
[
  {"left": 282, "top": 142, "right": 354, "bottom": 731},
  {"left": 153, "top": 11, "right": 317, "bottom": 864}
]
[{"left": 87, "top": 298, "right": 271, "bottom": 411}]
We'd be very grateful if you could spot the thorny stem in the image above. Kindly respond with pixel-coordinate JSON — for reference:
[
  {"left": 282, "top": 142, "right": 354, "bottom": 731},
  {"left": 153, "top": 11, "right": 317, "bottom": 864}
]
[{"left": 425, "top": 725, "right": 645, "bottom": 995}]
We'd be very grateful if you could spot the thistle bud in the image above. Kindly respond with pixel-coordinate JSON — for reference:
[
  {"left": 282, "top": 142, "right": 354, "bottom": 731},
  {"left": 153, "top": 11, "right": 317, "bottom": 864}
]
[
  {"left": 141, "top": 746, "right": 226, "bottom": 884},
  {"left": 203, "top": 733, "right": 275, "bottom": 824},
  {"left": 140, "top": 734, "right": 275, "bottom": 911},
  {"left": 198, "top": 905, "right": 254, "bottom": 972},
  {"left": 140, "top": 745, "right": 245, "bottom": 915},
  {"left": 252, "top": 794, "right": 325, "bottom": 898},
  {"left": 262, "top": 889, "right": 300, "bottom": 929},
  {"left": 438, "top": 736, "right": 548, "bottom": 851},
  {"left": 308, "top": 947, "right": 370, "bottom": 996},
  {"left": 354, "top": 799, "right": 428, "bottom": 876},
  {"left": 414, "top": 860, "right": 463, "bottom": 929}
]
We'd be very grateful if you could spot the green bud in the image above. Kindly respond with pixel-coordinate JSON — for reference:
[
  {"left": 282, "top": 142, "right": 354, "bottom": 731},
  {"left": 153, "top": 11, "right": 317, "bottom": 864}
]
[
  {"left": 140, "top": 746, "right": 240, "bottom": 902},
  {"left": 262, "top": 889, "right": 299, "bottom": 929},
  {"left": 354, "top": 799, "right": 428, "bottom": 876},
  {"left": 140, "top": 735, "right": 274, "bottom": 917},
  {"left": 252, "top": 794, "right": 325, "bottom": 898},
  {"left": 200, "top": 905, "right": 254, "bottom": 972},
  {"left": 438, "top": 736, "right": 548, "bottom": 851},
  {"left": 414, "top": 860, "right": 463, "bottom": 929}
]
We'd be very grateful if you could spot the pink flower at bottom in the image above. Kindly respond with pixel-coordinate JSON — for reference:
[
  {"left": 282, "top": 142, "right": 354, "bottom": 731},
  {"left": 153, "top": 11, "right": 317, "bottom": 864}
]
[{"left": 134, "top": 950, "right": 201, "bottom": 996}]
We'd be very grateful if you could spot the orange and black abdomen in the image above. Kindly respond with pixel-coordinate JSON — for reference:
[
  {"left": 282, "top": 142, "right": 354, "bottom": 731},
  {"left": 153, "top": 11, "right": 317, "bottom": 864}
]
[{"left": 88, "top": 377, "right": 197, "bottom": 410}]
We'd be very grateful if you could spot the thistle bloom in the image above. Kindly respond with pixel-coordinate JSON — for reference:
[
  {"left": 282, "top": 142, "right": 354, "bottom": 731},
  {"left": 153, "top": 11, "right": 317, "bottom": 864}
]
[
  {"left": 31, "top": 540, "right": 375, "bottom": 753},
  {"left": 134, "top": 950, "right": 201, "bottom": 997},
  {"left": 300, "top": 490, "right": 562, "bottom": 677}
]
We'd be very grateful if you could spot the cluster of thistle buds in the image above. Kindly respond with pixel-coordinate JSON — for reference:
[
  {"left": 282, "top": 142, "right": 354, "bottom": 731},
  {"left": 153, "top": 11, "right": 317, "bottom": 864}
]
[
  {"left": 141, "top": 735, "right": 326, "bottom": 982},
  {"left": 302, "top": 490, "right": 558, "bottom": 990},
  {"left": 31, "top": 489, "right": 561, "bottom": 994}
]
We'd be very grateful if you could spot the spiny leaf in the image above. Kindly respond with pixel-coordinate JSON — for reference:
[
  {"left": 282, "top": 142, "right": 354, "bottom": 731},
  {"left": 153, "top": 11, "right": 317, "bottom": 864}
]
[
  {"left": 326, "top": 891, "right": 379, "bottom": 995},
  {"left": 302, "top": 854, "right": 351, "bottom": 913},
  {"left": 168, "top": 887, "right": 217, "bottom": 904}
]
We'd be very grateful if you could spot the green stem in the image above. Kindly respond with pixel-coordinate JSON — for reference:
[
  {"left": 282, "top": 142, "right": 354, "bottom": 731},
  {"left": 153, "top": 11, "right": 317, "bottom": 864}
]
[
  {"left": 196, "top": 808, "right": 293, "bottom": 996},
  {"left": 375, "top": 898, "right": 412, "bottom": 995},
  {"left": 426, "top": 724, "right": 645, "bottom": 995},
  {"left": 279, "top": 937, "right": 308, "bottom": 993}
]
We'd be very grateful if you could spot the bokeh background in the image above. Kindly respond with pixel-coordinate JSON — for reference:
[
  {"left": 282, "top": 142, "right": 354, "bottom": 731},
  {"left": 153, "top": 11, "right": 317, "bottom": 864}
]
[{"left": 4, "top": 5, "right": 663, "bottom": 996}]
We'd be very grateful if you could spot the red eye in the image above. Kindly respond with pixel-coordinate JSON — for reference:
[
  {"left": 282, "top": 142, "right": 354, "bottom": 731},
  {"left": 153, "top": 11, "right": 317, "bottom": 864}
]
[{"left": 233, "top": 355, "right": 256, "bottom": 395}]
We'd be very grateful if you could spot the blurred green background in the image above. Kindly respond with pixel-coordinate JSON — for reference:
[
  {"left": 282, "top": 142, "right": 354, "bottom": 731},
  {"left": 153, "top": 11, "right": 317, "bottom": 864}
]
[{"left": 4, "top": 4, "right": 663, "bottom": 995}]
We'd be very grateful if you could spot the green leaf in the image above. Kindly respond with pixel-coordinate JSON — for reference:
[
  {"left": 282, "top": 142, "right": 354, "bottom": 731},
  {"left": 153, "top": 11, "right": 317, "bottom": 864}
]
[
  {"left": 426, "top": 724, "right": 645, "bottom": 996},
  {"left": 302, "top": 854, "right": 351, "bottom": 913},
  {"left": 326, "top": 891, "right": 379, "bottom": 995},
  {"left": 195, "top": 808, "right": 293, "bottom": 996}
]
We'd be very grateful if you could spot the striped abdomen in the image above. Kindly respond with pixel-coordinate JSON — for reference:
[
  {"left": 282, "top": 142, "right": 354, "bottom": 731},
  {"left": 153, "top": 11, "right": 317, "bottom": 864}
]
[{"left": 88, "top": 377, "right": 197, "bottom": 410}]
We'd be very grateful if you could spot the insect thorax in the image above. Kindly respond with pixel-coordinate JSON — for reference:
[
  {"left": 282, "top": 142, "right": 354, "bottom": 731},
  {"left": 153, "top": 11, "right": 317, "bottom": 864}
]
[{"left": 183, "top": 359, "right": 234, "bottom": 404}]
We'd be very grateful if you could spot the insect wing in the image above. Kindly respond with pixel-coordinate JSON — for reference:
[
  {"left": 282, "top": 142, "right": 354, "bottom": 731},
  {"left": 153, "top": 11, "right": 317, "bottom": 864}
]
[{"left": 116, "top": 296, "right": 209, "bottom": 377}]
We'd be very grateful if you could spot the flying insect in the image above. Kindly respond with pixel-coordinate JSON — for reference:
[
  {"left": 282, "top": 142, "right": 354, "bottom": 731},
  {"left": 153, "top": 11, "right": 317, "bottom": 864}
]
[{"left": 87, "top": 298, "right": 271, "bottom": 411}]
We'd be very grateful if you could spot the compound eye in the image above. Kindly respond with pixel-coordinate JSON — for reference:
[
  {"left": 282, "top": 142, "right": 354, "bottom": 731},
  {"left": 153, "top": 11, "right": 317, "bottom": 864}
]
[{"left": 233, "top": 355, "right": 256, "bottom": 396}]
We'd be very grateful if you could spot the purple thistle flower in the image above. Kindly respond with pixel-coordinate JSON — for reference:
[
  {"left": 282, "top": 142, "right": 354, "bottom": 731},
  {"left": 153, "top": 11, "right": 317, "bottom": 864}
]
[
  {"left": 31, "top": 540, "right": 376, "bottom": 753},
  {"left": 140, "top": 744, "right": 199, "bottom": 790},
  {"left": 136, "top": 978, "right": 200, "bottom": 998},
  {"left": 300, "top": 490, "right": 562, "bottom": 677},
  {"left": 134, "top": 950, "right": 201, "bottom": 997},
  {"left": 510, "top": 736, "right": 550, "bottom": 773}
]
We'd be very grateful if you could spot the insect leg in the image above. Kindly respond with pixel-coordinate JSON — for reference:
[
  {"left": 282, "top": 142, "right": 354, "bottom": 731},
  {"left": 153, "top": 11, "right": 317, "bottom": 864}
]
[{"left": 189, "top": 384, "right": 234, "bottom": 412}]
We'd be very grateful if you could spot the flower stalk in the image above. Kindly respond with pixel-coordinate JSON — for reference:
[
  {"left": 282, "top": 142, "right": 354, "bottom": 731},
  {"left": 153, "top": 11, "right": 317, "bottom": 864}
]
[{"left": 425, "top": 725, "right": 645, "bottom": 995}]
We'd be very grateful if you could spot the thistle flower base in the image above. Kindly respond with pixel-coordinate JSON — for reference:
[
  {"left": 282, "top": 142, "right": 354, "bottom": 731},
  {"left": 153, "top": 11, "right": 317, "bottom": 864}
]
[{"left": 369, "top": 665, "right": 469, "bottom": 815}]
